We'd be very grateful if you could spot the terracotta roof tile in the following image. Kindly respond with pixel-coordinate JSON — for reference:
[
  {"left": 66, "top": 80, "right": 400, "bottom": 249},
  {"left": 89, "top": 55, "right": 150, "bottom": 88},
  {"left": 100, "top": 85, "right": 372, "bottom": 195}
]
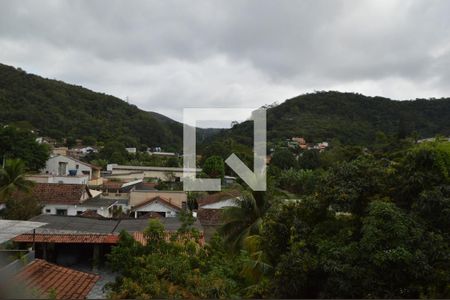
[
  {"left": 197, "top": 190, "right": 240, "bottom": 207},
  {"left": 15, "top": 183, "right": 89, "bottom": 205},
  {"left": 197, "top": 208, "right": 224, "bottom": 226},
  {"left": 14, "top": 259, "right": 99, "bottom": 299}
]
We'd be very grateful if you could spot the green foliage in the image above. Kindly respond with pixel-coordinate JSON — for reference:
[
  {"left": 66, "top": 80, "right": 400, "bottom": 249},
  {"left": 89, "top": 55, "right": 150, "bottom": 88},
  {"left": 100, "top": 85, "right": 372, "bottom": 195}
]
[
  {"left": 3, "top": 194, "right": 41, "bottom": 220},
  {"left": 0, "top": 159, "right": 40, "bottom": 220},
  {"left": 0, "top": 64, "right": 185, "bottom": 149},
  {"left": 277, "top": 168, "right": 322, "bottom": 194},
  {"left": 0, "top": 125, "right": 49, "bottom": 171},
  {"left": 107, "top": 220, "right": 246, "bottom": 299},
  {"left": 202, "top": 155, "right": 225, "bottom": 179},
  {"left": 219, "top": 191, "right": 271, "bottom": 251},
  {"left": 270, "top": 148, "right": 297, "bottom": 170},
  {"left": 217, "top": 91, "right": 450, "bottom": 147},
  {"left": 0, "top": 159, "right": 34, "bottom": 201}
]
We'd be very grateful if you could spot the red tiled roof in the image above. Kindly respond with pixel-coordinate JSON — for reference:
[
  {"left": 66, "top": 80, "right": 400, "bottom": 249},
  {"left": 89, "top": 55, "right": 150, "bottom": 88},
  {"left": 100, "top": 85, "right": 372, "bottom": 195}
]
[
  {"left": 14, "top": 259, "right": 99, "bottom": 299},
  {"left": 103, "top": 181, "right": 123, "bottom": 190},
  {"left": 197, "top": 208, "right": 224, "bottom": 226},
  {"left": 15, "top": 183, "right": 89, "bottom": 205},
  {"left": 197, "top": 190, "right": 240, "bottom": 207},
  {"left": 132, "top": 231, "right": 205, "bottom": 246},
  {"left": 13, "top": 233, "right": 119, "bottom": 244},
  {"left": 133, "top": 196, "right": 181, "bottom": 211}
]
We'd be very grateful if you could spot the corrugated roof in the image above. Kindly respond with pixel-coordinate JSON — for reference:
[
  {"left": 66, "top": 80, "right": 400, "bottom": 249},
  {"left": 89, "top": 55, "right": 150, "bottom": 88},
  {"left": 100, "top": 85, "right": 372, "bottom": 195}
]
[
  {"left": 22, "top": 214, "right": 203, "bottom": 234},
  {"left": 0, "top": 220, "right": 47, "bottom": 243},
  {"left": 13, "top": 233, "right": 118, "bottom": 244}
]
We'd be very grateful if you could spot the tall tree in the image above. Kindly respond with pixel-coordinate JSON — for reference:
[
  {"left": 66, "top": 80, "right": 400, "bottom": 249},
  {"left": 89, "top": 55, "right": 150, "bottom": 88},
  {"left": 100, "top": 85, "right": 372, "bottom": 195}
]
[
  {"left": 0, "top": 159, "right": 34, "bottom": 201},
  {"left": 202, "top": 156, "right": 225, "bottom": 179},
  {"left": 0, "top": 126, "right": 49, "bottom": 171},
  {"left": 219, "top": 191, "right": 270, "bottom": 251}
]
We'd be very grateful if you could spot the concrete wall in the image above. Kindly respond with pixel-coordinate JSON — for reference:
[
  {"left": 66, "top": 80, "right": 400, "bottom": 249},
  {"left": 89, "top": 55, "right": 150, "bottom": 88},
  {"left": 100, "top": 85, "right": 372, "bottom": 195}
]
[
  {"left": 27, "top": 174, "right": 89, "bottom": 185},
  {"left": 134, "top": 200, "right": 178, "bottom": 217},
  {"left": 42, "top": 204, "right": 113, "bottom": 218},
  {"left": 43, "top": 156, "right": 94, "bottom": 179},
  {"left": 130, "top": 190, "right": 187, "bottom": 208}
]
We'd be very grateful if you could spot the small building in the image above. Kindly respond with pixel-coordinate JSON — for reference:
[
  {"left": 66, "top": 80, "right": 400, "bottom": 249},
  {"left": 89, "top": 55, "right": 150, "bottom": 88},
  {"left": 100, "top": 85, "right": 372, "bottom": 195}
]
[
  {"left": 19, "top": 183, "right": 100, "bottom": 217},
  {"left": 129, "top": 189, "right": 187, "bottom": 210},
  {"left": 42, "top": 155, "right": 102, "bottom": 185},
  {"left": 131, "top": 196, "right": 181, "bottom": 218}
]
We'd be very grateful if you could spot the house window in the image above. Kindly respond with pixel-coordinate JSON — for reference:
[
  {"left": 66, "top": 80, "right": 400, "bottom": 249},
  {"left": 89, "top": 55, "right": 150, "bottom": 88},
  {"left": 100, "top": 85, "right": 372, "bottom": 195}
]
[
  {"left": 76, "top": 211, "right": 83, "bottom": 215},
  {"left": 58, "top": 162, "right": 67, "bottom": 176},
  {"left": 45, "top": 209, "right": 51, "bottom": 213},
  {"left": 182, "top": 201, "right": 187, "bottom": 210},
  {"left": 75, "top": 164, "right": 79, "bottom": 169},
  {"left": 56, "top": 209, "right": 67, "bottom": 216}
]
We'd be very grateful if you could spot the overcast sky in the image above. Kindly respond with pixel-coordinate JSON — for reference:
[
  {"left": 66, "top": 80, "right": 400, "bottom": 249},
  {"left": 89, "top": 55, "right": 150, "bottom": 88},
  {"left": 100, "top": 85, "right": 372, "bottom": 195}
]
[{"left": 1, "top": 0, "right": 450, "bottom": 124}]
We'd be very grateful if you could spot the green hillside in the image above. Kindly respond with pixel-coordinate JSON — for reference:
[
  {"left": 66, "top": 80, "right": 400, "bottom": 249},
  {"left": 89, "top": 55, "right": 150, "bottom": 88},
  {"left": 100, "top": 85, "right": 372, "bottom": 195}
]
[
  {"left": 0, "top": 63, "right": 185, "bottom": 150},
  {"left": 220, "top": 91, "right": 450, "bottom": 146},
  {"left": 2, "top": 64, "right": 450, "bottom": 151}
]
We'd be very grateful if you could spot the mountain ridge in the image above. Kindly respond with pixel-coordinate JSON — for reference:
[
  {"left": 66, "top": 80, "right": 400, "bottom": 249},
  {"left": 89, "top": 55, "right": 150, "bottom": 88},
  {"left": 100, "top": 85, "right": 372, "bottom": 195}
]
[{"left": 2, "top": 63, "right": 450, "bottom": 150}]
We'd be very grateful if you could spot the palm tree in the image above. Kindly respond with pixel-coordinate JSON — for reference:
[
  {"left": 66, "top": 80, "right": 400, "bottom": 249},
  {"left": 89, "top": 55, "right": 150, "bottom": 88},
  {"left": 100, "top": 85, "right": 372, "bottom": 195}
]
[
  {"left": 0, "top": 159, "right": 34, "bottom": 202},
  {"left": 219, "top": 191, "right": 270, "bottom": 251}
]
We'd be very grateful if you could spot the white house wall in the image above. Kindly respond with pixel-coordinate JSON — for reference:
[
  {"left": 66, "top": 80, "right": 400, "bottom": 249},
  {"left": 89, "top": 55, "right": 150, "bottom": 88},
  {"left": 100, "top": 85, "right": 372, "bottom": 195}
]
[
  {"left": 42, "top": 204, "right": 113, "bottom": 218},
  {"left": 43, "top": 156, "right": 93, "bottom": 179},
  {"left": 134, "top": 201, "right": 178, "bottom": 217}
]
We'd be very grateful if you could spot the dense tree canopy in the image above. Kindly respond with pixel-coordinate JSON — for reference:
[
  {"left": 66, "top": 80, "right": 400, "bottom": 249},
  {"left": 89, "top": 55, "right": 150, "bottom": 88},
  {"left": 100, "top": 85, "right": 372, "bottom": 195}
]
[
  {"left": 0, "top": 126, "right": 49, "bottom": 171},
  {"left": 108, "top": 140, "right": 450, "bottom": 299}
]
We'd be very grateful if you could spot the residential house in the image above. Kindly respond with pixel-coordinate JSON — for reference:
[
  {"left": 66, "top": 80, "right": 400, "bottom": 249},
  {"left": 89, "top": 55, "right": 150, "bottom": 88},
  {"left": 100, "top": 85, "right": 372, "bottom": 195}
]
[
  {"left": 19, "top": 183, "right": 103, "bottom": 217},
  {"left": 131, "top": 196, "right": 181, "bottom": 218},
  {"left": 129, "top": 189, "right": 187, "bottom": 211},
  {"left": 0, "top": 220, "right": 99, "bottom": 299},
  {"left": 12, "top": 215, "right": 204, "bottom": 269},
  {"left": 42, "top": 155, "right": 102, "bottom": 186},
  {"left": 291, "top": 137, "right": 308, "bottom": 149}
]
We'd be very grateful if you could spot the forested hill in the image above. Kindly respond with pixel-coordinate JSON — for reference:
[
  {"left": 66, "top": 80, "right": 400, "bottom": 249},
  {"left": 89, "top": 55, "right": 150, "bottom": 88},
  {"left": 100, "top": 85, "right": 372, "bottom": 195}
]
[
  {"left": 0, "top": 63, "right": 186, "bottom": 150},
  {"left": 2, "top": 63, "right": 450, "bottom": 150},
  {"left": 222, "top": 91, "right": 450, "bottom": 146}
]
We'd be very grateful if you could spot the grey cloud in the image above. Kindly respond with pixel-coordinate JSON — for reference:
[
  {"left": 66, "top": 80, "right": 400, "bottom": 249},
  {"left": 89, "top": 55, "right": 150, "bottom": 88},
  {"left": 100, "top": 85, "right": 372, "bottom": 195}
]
[{"left": 1, "top": 0, "right": 450, "bottom": 122}]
